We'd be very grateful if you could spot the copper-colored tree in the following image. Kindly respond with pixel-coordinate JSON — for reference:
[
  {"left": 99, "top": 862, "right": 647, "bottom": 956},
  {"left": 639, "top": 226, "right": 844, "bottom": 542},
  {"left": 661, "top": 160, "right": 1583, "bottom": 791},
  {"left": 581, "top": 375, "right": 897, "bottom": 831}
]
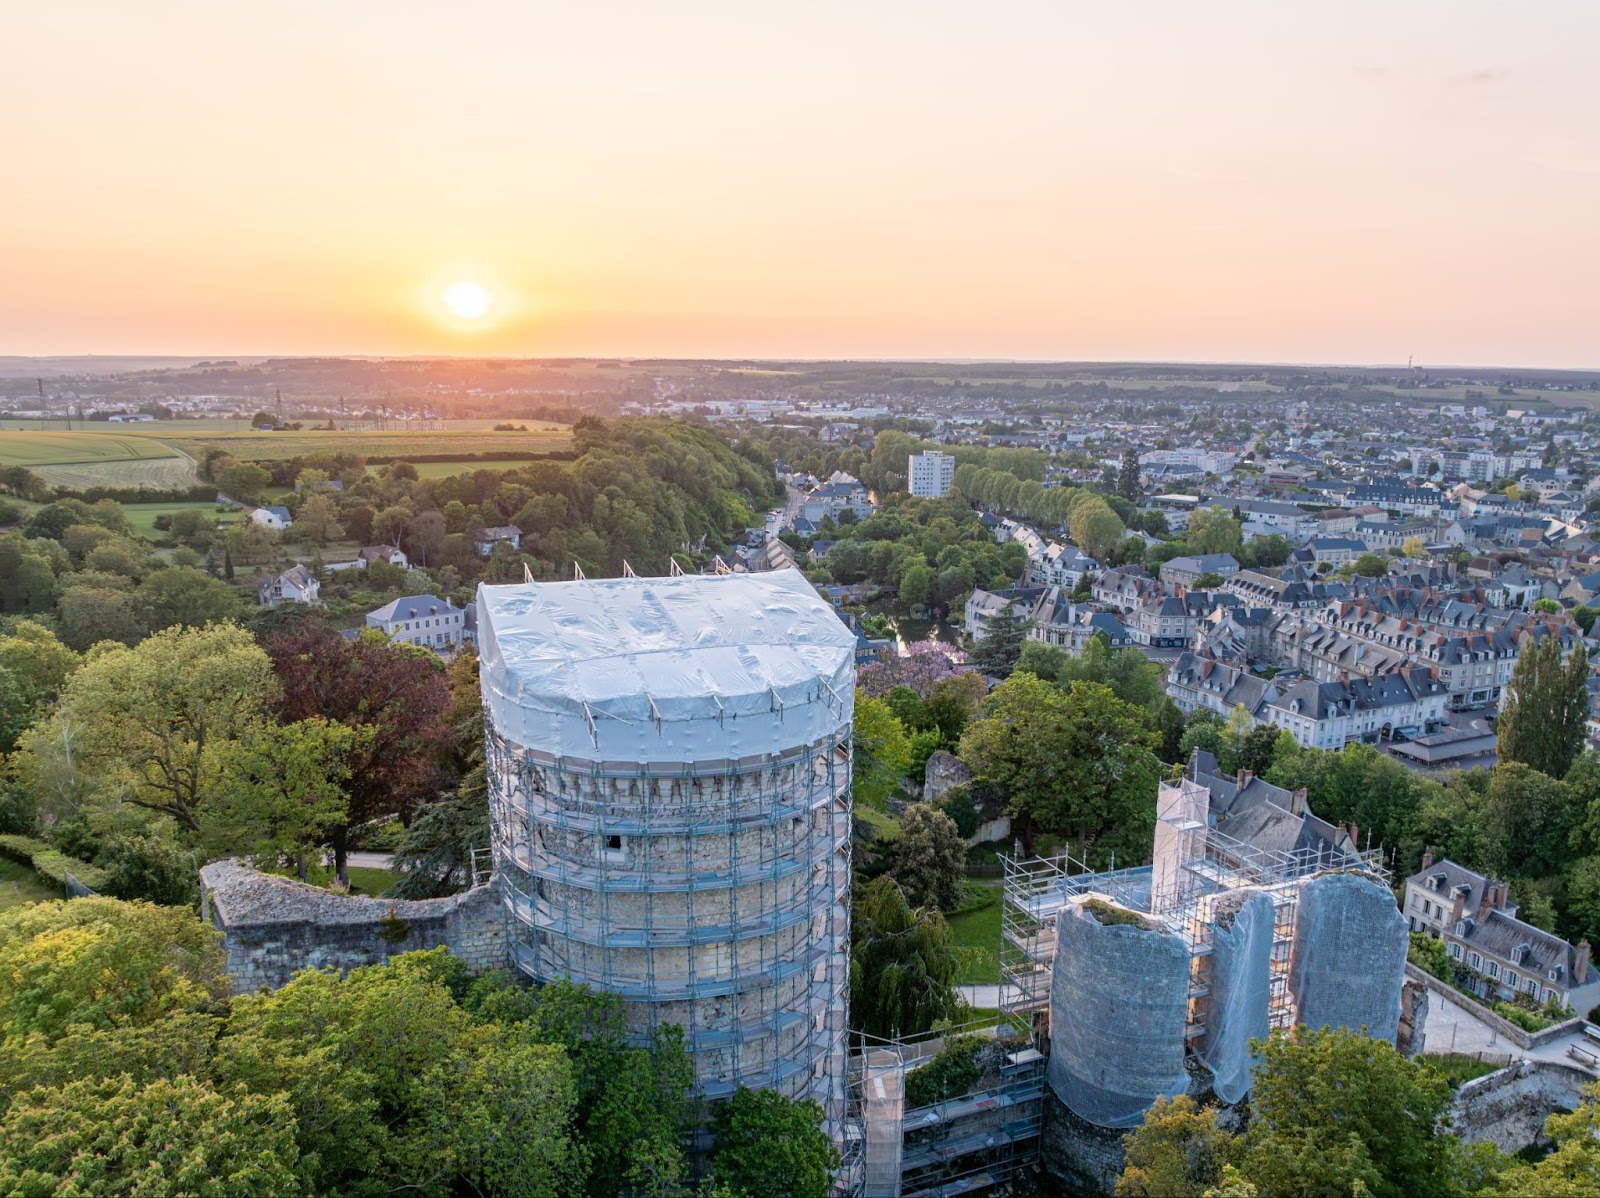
[{"left": 264, "top": 619, "right": 454, "bottom": 882}]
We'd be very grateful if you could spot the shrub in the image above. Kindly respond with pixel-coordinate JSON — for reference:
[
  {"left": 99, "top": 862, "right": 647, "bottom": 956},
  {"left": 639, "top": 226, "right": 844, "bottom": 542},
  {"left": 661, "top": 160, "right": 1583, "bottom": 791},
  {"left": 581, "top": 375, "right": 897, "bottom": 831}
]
[
  {"left": 904, "top": 1034, "right": 987, "bottom": 1109},
  {"left": 0, "top": 834, "right": 109, "bottom": 891}
]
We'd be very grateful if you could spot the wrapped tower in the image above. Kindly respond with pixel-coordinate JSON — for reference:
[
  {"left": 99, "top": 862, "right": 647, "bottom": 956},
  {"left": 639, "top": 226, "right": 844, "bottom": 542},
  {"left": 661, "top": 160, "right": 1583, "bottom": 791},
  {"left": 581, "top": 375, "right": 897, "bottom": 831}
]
[{"left": 478, "top": 569, "right": 855, "bottom": 1123}]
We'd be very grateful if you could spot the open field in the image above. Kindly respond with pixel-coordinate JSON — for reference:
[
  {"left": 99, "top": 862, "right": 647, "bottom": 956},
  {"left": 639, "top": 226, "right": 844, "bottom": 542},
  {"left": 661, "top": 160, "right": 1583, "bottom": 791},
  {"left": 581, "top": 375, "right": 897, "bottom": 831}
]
[
  {"left": 0, "top": 428, "right": 199, "bottom": 489},
  {"left": 0, "top": 429, "right": 181, "bottom": 467},
  {"left": 122, "top": 501, "right": 240, "bottom": 540},
  {"left": 411, "top": 458, "right": 552, "bottom": 478},
  {"left": 0, "top": 420, "right": 569, "bottom": 486},
  {"left": 151, "top": 422, "right": 570, "bottom": 462}
]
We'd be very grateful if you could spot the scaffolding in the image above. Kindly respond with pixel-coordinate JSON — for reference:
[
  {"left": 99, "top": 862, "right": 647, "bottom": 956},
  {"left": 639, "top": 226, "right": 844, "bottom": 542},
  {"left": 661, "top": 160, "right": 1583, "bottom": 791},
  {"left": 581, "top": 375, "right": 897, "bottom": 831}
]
[
  {"left": 479, "top": 571, "right": 858, "bottom": 1129},
  {"left": 999, "top": 783, "right": 1390, "bottom": 1138},
  {"left": 846, "top": 1020, "right": 1045, "bottom": 1198},
  {"left": 488, "top": 718, "right": 852, "bottom": 1121}
]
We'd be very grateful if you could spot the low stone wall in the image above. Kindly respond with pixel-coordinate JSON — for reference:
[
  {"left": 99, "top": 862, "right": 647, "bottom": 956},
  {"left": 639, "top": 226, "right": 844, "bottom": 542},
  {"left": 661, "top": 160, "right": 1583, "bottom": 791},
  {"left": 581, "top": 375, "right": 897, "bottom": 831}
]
[
  {"left": 1452, "top": 1059, "right": 1592, "bottom": 1151},
  {"left": 199, "top": 859, "right": 509, "bottom": 992},
  {"left": 1405, "top": 963, "right": 1588, "bottom": 1051}
]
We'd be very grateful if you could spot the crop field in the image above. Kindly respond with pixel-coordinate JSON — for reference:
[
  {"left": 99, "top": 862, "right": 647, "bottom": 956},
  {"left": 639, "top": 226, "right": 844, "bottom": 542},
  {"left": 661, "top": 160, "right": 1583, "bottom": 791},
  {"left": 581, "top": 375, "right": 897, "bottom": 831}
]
[
  {"left": 0, "top": 429, "right": 199, "bottom": 488},
  {"left": 411, "top": 458, "right": 553, "bottom": 478},
  {"left": 153, "top": 422, "right": 571, "bottom": 462},
  {"left": 0, "top": 430, "right": 181, "bottom": 468}
]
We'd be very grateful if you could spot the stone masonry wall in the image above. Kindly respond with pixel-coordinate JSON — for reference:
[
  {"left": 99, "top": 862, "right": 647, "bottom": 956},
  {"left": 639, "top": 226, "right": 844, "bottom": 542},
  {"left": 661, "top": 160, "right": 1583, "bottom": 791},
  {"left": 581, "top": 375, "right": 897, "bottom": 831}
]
[
  {"left": 1452, "top": 1060, "right": 1592, "bottom": 1152},
  {"left": 200, "top": 859, "right": 508, "bottom": 992}
]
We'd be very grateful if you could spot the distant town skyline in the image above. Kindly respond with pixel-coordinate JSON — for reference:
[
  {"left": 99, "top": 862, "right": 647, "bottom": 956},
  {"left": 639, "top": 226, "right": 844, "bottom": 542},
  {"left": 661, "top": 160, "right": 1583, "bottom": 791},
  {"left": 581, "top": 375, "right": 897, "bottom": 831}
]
[{"left": 5, "top": 1, "right": 1599, "bottom": 366}]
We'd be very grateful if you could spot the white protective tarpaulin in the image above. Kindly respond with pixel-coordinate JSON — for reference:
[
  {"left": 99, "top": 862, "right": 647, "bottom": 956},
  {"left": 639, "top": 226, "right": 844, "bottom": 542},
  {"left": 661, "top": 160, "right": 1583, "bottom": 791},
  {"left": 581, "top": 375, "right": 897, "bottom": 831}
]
[{"left": 478, "top": 569, "right": 857, "bottom": 762}]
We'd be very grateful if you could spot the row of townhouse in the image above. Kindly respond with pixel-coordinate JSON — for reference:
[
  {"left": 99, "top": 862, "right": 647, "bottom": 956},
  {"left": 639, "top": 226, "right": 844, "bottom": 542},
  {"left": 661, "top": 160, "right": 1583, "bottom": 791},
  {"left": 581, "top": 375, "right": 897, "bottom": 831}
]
[
  {"left": 1405, "top": 854, "right": 1599, "bottom": 1015},
  {"left": 991, "top": 517, "right": 1101, "bottom": 588},
  {"left": 1028, "top": 587, "right": 1133, "bottom": 651},
  {"left": 1166, "top": 651, "right": 1449, "bottom": 749}
]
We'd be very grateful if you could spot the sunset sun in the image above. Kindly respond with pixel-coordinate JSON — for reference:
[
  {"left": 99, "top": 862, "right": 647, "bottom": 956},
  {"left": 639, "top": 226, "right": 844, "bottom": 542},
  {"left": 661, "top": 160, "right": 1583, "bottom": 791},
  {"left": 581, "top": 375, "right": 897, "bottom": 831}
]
[{"left": 442, "top": 280, "right": 492, "bottom": 321}]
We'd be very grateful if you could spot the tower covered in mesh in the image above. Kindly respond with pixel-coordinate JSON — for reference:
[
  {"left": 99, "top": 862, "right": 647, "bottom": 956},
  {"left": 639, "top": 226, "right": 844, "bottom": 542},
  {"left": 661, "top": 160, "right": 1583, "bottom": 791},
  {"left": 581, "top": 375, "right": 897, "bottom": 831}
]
[{"left": 478, "top": 569, "right": 855, "bottom": 1120}]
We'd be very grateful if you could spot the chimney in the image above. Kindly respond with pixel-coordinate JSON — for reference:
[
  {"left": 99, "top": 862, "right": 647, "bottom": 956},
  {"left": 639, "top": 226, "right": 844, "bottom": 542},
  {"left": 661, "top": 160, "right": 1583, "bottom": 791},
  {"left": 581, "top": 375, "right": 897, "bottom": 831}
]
[
  {"left": 1348, "top": 821, "right": 1359, "bottom": 848},
  {"left": 1476, "top": 881, "right": 1496, "bottom": 922},
  {"left": 1450, "top": 887, "right": 1467, "bottom": 928},
  {"left": 1237, "top": 768, "right": 1253, "bottom": 789},
  {"left": 1420, "top": 846, "right": 1434, "bottom": 871},
  {"left": 1288, "top": 786, "right": 1307, "bottom": 816},
  {"left": 1578, "top": 940, "right": 1592, "bottom": 985}
]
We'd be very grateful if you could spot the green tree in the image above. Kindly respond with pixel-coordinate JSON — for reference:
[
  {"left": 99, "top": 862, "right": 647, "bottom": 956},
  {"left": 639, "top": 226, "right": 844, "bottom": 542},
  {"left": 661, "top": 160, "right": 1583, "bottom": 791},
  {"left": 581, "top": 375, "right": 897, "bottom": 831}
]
[
  {"left": 1118, "top": 446, "right": 1142, "bottom": 501},
  {"left": 1116, "top": 1094, "right": 1235, "bottom": 1198},
  {"left": 960, "top": 674, "right": 1160, "bottom": 862},
  {"left": 971, "top": 600, "right": 1030, "bottom": 676},
  {"left": 1533, "top": 597, "right": 1562, "bottom": 615},
  {"left": 1246, "top": 1026, "right": 1456, "bottom": 1198},
  {"left": 1187, "top": 508, "right": 1243, "bottom": 557},
  {"left": 1070, "top": 495, "right": 1127, "bottom": 561},
  {"left": 1498, "top": 635, "right": 1590, "bottom": 780},
  {"left": 19, "top": 623, "right": 273, "bottom": 831},
  {"left": 710, "top": 1086, "right": 840, "bottom": 1198},
  {"left": 853, "top": 689, "right": 913, "bottom": 808},
  {"left": 893, "top": 803, "right": 967, "bottom": 912},
  {"left": 0, "top": 1075, "right": 303, "bottom": 1197},
  {"left": 135, "top": 564, "right": 241, "bottom": 631},
  {"left": 206, "top": 718, "right": 372, "bottom": 878},
  {"left": 0, "top": 620, "right": 78, "bottom": 716},
  {"left": 293, "top": 492, "right": 342, "bottom": 546},
  {"left": 220, "top": 461, "right": 272, "bottom": 502},
  {"left": 1353, "top": 551, "right": 1390, "bottom": 577},
  {"left": 1482, "top": 763, "right": 1581, "bottom": 880},
  {"left": 0, "top": 897, "right": 226, "bottom": 1041},
  {"left": 899, "top": 561, "right": 935, "bottom": 610},
  {"left": 850, "top": 876, "right": 965, "bottom": 1039}
]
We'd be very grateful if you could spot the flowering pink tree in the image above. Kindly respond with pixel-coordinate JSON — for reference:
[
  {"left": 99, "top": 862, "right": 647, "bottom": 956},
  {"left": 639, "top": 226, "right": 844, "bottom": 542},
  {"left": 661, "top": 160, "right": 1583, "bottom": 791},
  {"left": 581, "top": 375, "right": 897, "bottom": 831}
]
[{"left": 858, "top": 639, "right": 967, "bottom": 698}]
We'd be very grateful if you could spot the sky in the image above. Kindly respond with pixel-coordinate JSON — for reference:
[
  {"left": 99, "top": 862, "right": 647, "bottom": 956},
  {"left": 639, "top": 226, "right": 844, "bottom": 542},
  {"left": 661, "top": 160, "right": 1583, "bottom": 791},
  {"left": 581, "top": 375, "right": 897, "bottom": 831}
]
[{"left": 4, "top": 1, "right": 1599, "bottom": 366}]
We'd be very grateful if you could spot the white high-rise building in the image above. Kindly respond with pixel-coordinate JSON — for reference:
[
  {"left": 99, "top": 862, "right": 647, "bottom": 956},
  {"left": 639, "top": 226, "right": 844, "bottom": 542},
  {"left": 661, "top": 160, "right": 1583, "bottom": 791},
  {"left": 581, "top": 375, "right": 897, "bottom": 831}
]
[{"left": 908, "top": 450, "right": 956, "bottom": 497}]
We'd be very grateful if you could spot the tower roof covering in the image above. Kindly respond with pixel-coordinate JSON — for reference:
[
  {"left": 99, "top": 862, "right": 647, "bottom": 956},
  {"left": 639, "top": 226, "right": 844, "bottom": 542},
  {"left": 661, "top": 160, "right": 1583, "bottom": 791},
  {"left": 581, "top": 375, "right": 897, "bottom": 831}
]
[{"left": 478, "top": 569, "right": 857, "bottom": 762}]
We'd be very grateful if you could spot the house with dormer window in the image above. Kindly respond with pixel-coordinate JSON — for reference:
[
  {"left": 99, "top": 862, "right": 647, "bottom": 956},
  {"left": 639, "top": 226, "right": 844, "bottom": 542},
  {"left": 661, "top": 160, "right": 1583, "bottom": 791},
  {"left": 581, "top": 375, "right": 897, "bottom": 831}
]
[{"left": 1404, "top": 853, "right": 1599, "bottom": 1015}]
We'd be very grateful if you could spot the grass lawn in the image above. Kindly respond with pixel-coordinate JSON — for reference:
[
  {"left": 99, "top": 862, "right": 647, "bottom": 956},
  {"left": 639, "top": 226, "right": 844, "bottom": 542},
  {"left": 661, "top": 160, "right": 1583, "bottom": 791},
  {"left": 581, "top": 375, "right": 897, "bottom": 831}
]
[
  {"left": 347, "top": 866, "right": 396, "bottom": 898},
  {"left": 1419, "top": 1053, "right": 1504, "bottom": 1087},
  {"left": 855, "top": 802, "right": 901, "bottom": 841},
  {"left": 0, "top": 857, "right": 60, "bottom": 911},
  {"left": 122, "top": 501, "right": 239, "bottom": 541},
  {"left": 266, "top": 864, "right": 396, "bottom": 898},
  {"left": 946, "top": 879, "right": 1003, "bottom": 984}
]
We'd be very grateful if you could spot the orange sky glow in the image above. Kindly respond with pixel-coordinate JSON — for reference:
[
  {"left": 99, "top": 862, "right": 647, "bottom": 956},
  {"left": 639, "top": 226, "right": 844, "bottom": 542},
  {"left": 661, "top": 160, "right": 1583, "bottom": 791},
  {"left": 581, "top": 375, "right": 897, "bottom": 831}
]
[{"left": 4, "top": 1, "right": 1599, "bottom": 366}]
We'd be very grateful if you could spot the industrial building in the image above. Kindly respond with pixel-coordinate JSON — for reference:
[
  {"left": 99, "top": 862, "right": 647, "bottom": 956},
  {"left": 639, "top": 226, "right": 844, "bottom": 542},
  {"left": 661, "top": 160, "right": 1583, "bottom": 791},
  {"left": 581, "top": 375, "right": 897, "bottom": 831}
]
[{"left": 477, "top": 568, "right": 857, "bottom": 1125}]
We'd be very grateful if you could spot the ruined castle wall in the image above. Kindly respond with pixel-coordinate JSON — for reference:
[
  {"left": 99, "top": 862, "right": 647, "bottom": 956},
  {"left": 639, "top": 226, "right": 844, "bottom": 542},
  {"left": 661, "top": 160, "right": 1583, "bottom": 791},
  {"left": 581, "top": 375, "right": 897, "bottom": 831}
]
[
  {"left": 1289, "top": 872, "right": 1408, "bottom": 1042},
  {"left": 199, "top": 860, "right": 507, "bottom": 992},
  {"left": 1046, "top": 901, "right": 1191, "bottom": 1128},
  {"left": 1202, "top": 891, "right": 1275, "bottom": 1104}
]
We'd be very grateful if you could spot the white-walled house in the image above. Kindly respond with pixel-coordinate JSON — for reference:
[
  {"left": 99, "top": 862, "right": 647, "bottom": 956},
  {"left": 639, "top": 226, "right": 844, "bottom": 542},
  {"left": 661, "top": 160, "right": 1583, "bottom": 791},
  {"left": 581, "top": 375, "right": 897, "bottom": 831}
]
[
  {"left": 249, "top": 505, "right": 293, "bottom": 531},
  {"left": 367, "top": 594, "right": 467, "bottom": 650},
  {"left": 257, "top": 564, "right": 320, "bottom": 606}
]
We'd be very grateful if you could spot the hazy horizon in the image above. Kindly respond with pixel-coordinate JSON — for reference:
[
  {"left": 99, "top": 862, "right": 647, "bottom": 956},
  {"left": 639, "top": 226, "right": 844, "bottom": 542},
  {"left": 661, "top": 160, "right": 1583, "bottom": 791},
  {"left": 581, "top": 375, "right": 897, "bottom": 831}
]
[{"left": 6, "top": 2, "right": 1599, "bottom": 366}]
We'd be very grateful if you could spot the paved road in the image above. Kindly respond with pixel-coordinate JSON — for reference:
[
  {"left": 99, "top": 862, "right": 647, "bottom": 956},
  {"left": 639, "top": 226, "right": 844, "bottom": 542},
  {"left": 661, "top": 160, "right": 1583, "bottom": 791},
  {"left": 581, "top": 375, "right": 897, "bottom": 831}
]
[{"left": 346, "top": 851, "right": 395, "bottom": 871}]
